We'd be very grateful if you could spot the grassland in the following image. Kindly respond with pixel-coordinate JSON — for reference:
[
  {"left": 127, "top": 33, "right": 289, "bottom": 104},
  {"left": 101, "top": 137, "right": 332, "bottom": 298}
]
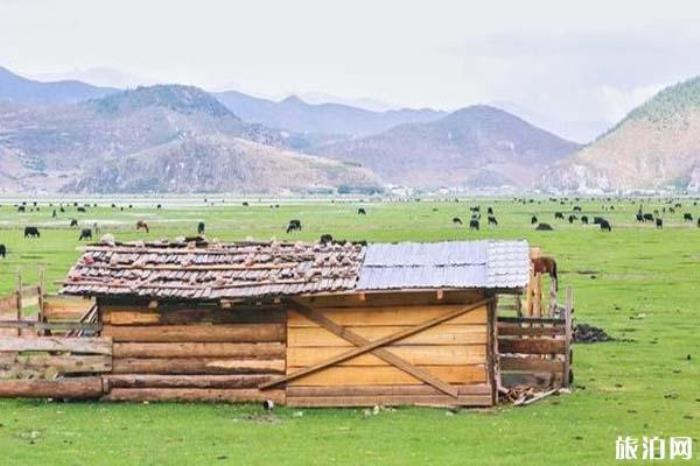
[{"left": 0, "top": 196, "right": 698, "bottom": 465}]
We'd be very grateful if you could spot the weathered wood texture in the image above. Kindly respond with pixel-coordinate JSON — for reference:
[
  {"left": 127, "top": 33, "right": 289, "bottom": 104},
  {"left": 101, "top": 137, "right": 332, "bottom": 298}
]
[
  {"left": 103, "top": 324, "right": 285, "bottom": 343},
  {"left": 101, "top": 300, "right": 287, "bottom": 402},
  {"left": 0, "top": 337, "right": 112, "bottom": 355},
  {"left": 103, "top": 388, "right": 285, "bottom": 404},
  {"left": 497, "top": 302, "right": 573, "bottom": 390},
  {"left": 0, "top": 336, "right": 113, "bottom": 386},
  {"left": 105, "top": 374, "right": 275, "bottom": 389},
  {"left": 0, "top": 378, "right": 104, "bottom": 399}
]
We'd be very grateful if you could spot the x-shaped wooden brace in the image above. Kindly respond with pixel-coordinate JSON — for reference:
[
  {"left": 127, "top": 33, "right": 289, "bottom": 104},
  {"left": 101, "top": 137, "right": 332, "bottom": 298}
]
[{"left": 259, "top": 297, "right": 494, "bottom": 398}]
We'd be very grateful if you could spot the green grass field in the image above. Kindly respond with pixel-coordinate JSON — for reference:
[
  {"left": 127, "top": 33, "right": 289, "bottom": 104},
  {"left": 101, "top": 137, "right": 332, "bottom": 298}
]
[{"left": 0, "top": 197, "right": 698, "bottom": 465}]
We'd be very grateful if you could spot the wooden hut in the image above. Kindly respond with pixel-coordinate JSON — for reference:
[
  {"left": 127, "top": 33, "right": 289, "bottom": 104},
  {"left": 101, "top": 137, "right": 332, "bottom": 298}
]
[{"left": 49, "top": 238, "right": 571, "bottom": 407}]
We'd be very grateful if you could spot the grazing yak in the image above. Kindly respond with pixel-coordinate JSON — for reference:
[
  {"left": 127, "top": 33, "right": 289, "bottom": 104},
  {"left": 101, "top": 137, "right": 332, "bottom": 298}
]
[
  {"left": 242, "top": 201, "right": 249, "bottom": 207},
  {"left": 320, "top": 234, "right": 333, "bottom": 244},
  {"left": 593, "top": 216, "right": 605, "bottom": 225},
  {"left": 554, "top": 212, "right": 564, "bottom": 220},
  {"left": 70, "top": 219, "right": 78, "bottom": 227},
  {"left": 487, "top": 216, "right": 498, "bottom": 226},
  {"left": 643, "top": 213, "right": 654, "bottom": 222},
  {"left": 157, "top": 204, "right": 162, "bottom": 209},
  {"left": 581, "top": 215, "right": 589, "bottom": 224},
  {"left": 136, "top": 220, "right": 150, "bottom": 234},
  {"left": 487, "top": 207, "right": 494, "bottom": 215},
  {"left": 198, "top": 222, "right": 205, "bottom": 234},
  {"left": 17, "top": 206, "right": 25, "bottom": 213},
  {"left": 469, "top": 219, "right": 480, "bottom": 230},
  {"left": 79, "top": 228, "right": 92, "bottom": 241},
  {"left": 535, "top": 223, "right": 553, "bottom": 231},
  {"left": 287, "top": 219, "right": 302, "bottom": 233},
  {"left": 568, "top": 214, "right": 577, "bottom": 224},
  {"left": 599, "top": 220, "right": 612, "bottom": 232},
  {"left": 24, "top": 226, "right": 40, "bottom": 238},
  {"left": 0, "top": 244, "right": 5, "bottom": 258},
  {"left": 452, "top": 217, "right": 463, "bottom": 225},
  {"left": 573, "top": 206, "right": 582, "bottom": 212},
  {"left": 531, "top": 216, "right": 538, "bottom": 224},
  {"left": 357, "top": 208, "right": 367, "bottom": 215},
  {"left": 656, "top": 218, "right": 663, "bottom": 229},
  {"left": 635, "top": 213, "right": 644, "bottom": 222},
  {"left": 683, "top": 213, "right": 693, "bottom": 222},
  {"left": 77, "top": 206, "right": 87, "bottom": 213}
]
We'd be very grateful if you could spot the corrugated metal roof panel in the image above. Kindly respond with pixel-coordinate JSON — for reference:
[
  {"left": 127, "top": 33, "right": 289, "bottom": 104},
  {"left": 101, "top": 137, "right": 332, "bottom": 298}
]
[{"left": 357, "top": 240, "right": 529, "bottom": 291}]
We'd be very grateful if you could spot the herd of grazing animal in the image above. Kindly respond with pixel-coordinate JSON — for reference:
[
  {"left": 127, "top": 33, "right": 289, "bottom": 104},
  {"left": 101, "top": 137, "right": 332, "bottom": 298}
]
[{"left": 1, "top": 198, "right": 699, "bottom": 262}]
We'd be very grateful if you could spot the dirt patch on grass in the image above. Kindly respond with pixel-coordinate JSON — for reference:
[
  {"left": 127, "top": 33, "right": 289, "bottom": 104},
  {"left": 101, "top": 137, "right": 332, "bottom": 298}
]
[{"left": 574, "top": 323, "right": 613, "bottom": 343}]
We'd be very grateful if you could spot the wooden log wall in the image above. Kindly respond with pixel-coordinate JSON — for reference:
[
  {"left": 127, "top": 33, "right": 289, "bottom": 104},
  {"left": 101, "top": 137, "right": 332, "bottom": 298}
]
[
  {"left": 100, "top": 301, "right": 285, "bottom": 404},
  {"left": 284, "top": 290, "right": 494, "bottom": 407}
]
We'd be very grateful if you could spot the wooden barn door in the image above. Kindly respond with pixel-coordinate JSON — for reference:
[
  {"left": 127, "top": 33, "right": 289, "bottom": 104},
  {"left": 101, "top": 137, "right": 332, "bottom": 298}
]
[{"left": 260, "top": 292, "right": 495, "bottom": 407}]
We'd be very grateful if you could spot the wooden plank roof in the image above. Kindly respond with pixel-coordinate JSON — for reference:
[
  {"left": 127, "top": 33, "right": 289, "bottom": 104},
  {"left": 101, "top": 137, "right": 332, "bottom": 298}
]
[{"left": 61, "top": 240, "right": 365, "bottom": 300}]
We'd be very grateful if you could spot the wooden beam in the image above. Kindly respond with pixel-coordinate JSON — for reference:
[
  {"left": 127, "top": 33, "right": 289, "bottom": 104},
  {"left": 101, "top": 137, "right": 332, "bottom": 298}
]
[
  {"left": 0, "top": 337, "right": 112, "bottom": 355},
  {"left": 259, "top": 298, "right": 492, "bottom": 394},
  {"left": 0, "top": 378, "right": 104, "bottom": 399}
]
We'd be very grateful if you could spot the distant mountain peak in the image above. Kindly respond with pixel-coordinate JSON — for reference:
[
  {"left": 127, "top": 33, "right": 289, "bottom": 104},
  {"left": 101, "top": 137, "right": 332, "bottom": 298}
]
[
  {"left": 280, "top": 94, "right": 306, "bottom": 105},
  {"left": 87, "top": 84, "right": 234, "bottom": 118},
  {"left": 541, "top": 75, "right": 700, "bottom": 192}
]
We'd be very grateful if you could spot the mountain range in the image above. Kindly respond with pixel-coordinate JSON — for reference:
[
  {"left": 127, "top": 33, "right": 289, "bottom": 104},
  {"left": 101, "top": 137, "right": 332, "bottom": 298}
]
[
  {"left": 312, "top": 105, "right": 580, "bottom": 188},
  {"left": 2, "top": 65, "right": 700, "bottom": 193}
]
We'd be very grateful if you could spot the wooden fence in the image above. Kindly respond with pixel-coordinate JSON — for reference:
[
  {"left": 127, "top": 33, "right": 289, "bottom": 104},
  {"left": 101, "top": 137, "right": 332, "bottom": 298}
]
[
  {"left": 497, "top": 287, "right": 573, "bottom": 389},
  {"left": 0, "top": 337, "right": 111, "bottom": 398}
]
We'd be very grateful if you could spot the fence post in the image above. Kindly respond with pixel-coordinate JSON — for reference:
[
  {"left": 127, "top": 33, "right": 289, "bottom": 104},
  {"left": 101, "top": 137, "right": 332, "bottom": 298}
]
[
  {"left": 37, "top": 268, "right": 45, "bottom": 336},
  {"left": 563, "top": 286, "right": 573, "bottom": 387},
  {"left": 15, "top": 269, "right": 22, "bottom": 337}
]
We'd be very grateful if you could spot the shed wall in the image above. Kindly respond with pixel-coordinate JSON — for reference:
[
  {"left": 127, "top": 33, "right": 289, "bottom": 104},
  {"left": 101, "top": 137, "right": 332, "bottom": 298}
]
[
  {"left": 99, "top": 299, "right": 286, "bottom": 404},
  {"left": 285, "top": 290, "right": 494, "bottom": 407}
]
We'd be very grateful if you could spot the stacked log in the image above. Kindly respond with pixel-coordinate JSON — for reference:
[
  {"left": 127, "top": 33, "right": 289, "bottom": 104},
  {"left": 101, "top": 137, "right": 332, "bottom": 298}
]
[{"left": 100, "top": 302, "right": 286, "bottom": 403}]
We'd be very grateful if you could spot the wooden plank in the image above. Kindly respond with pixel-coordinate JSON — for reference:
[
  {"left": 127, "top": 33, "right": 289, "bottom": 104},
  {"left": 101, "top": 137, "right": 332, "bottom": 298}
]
[
  {"left": 288, "top": 324, "right": 487, "bottom": 347},
  {"left": 105, "top": 374, "right": 276, "bottom": 389},
  {"left": 501, "top": 372, "right": 563, "bottom": 389},
  {"left": 288, "top": 365, "right": 487, "bottom": 386},
  {"left": 500, "top": 357, "right": 565, "bottom": 372},
  {"left": 297, "top": 290, "right": 484, "bottom": 308},
  {"left": 113, "top": 342, "right": 285, "bottom": 359},
  {"left": 102, "top": 324, "right": 285, "bottom": 342},
  {"left": 263, "top": 298, "right": 491, "bottom": 392},
  {"left": 497, "top": 324, "right": 565, "bottom": 337},
  {"left": 0, "top": 294, "right": 16, "bottom": 313},
  {"left": 288, "top": 305, "right": 487, "bottom": 327},
  {"left": 498, "top": 338, "right": 566, "bottom": 355},
  {"left": 0, "top": 354, "right": 111, "bottom": 373},
  {"left": 103, "top": 388, "right": 285, "bottom": 404},
  {"left": 0, "top": 378, "right": 104, "bottom": 399},
  {"left": 286, "top": 384, "right": 492, "bottom": 397},
  {"left": 0, "top": 321, "right": 101, "bottom": 332},
  {"left": 111, "top": 358, "right": 285, "bottom": 375},
  {"left": 0, "top": 337, "right": 112, "bottom": 355},
  {"left": 287, "top": 345, "right": 486, "bottom": 368},
  {"left": 498, "top": 316, "right": 565, "bottom": 325},
  {"left": 103, "top": 306, "right": 285, "bottom": 325},
  {"left": 286, "top": 394, "right": 492, "bottom": 407}
]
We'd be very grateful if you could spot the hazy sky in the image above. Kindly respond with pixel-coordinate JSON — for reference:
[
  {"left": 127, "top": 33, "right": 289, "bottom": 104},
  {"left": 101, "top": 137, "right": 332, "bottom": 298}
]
[{"left": 2, "top": 0, "right": 700, "bottom": 142}]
